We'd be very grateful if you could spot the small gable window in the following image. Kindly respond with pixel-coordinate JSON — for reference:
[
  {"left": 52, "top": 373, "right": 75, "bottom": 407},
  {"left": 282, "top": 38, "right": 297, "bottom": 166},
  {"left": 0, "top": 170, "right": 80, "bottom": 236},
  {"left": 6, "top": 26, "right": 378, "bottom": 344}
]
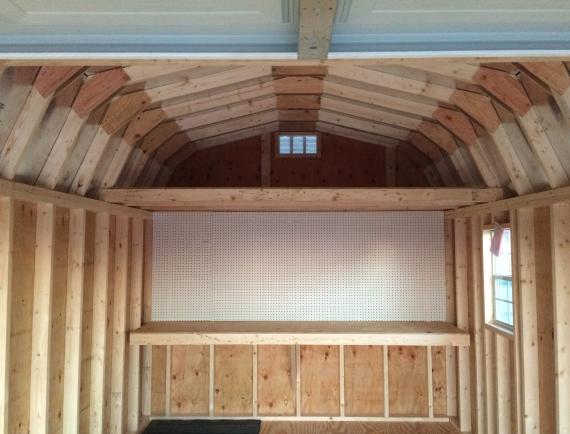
[{"left": 277, "top": 133, "right": 320, "bottom": 156}]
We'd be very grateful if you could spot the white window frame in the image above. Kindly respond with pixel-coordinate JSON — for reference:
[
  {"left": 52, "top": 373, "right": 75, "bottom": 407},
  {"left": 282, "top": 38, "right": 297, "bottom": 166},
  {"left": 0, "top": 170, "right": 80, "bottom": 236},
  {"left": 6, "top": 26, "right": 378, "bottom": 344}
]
[
  {"left": 482, "top": 226, "right": 514, "bottom": 335},
  {"left": 276, "top": 132, "right": 320, "bottom": 157}
]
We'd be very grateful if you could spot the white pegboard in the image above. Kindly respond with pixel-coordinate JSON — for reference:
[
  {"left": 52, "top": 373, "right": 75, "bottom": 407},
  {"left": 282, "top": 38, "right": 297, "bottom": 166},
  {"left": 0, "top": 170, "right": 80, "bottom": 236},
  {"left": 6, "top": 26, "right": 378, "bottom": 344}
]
[{"left": 152, "top": 212, "right": 446, "bottom": 321}]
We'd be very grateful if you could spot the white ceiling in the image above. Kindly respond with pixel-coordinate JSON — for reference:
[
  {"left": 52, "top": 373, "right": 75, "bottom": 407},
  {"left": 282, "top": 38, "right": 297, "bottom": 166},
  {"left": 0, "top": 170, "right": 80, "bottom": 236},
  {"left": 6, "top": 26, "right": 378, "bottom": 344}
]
[{"left": 1, "top": 0, "right": 570, "bottom": 55}]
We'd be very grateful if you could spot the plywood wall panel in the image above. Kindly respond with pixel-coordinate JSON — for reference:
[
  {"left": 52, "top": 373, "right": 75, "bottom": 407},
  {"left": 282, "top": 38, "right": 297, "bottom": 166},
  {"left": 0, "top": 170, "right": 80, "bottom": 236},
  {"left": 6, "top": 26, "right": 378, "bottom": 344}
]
[
  {"left": 257, "top": 345, "right": 295, "bottom": 416},
  {"left": 8, "top": 201, "right": 36, "bottom": 434},
  {"left": 431, "top": 346, "right": 447, "bottom": 416},
  {"left": 271, "top": 134, "right": 386, "bottom": 187},
  {"left": 214, "top": 345, "right": 253, "bottom": 416},
  {"left": 169, "top": 138, "right": 261, "bottom": 187},
  {"left": 169, "top": 134, "right": 393, "bottom": 188},
  {"left": 170, "top": 345, "right": 209, "bottom": 416},
  {"left": 300, "top": 345, "right": 340, "bottom": 416},
  {"left": 48, "top": 207, "right": 69, "bottom": 434},
  {"left": 150, "top": 346, "right": 166, "bottom": 416},
  {"left": 344, "top": 345, "right": 383, "bottom": 416},
  {"left": 388, "top": 346, "right": 428, "bottom": 416}
]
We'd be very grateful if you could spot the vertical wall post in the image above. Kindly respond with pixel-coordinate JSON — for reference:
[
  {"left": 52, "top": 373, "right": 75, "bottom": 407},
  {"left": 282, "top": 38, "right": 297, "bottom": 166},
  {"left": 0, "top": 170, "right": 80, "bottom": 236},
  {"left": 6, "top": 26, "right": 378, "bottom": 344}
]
[
  {"left": 0, "top": 198, "right": 14, "bottom": 434},
  {"left": 517, "top": 207, "right": 540, "bottom": 434},
  {"left": 260, "top": 133, "right": 271, "bottom": 187},
  {"left": 29, "top": 203, "right": 56, "bottom": 434},
  {"left": 110, "top": 216, "right": 130, "bottom": 434},
  {"left": 62, "top": 208, "right": 87, "bottom": 434},
  {"left": 454, "top": 217, "right": 472, "bottom": 431},
  {"left": 551, "top": 202, "right": 570, "bottom": 434},
  {"left": 141, "top": 219, "right": 153, "bottom": 417},
  {"left": 444, "top": 218, "right": 457, "bottom": 418},
  {"left": 427, "top": 346, "right": 434, "bottom": 418},
  {"left": 470, "top": 215, "right": 487, "bottom": 432},
  {"left": 89, "top": 213, "right": 111, "bottom": 434},
  {"left": 385, "top": 147, "right": 396, "bottom": 187},
  {"left": 510, "top": 209, "right": 523, "bottom": 434},
  {"left": 128, "top": 218, "right": 144, "bottom": 431}
]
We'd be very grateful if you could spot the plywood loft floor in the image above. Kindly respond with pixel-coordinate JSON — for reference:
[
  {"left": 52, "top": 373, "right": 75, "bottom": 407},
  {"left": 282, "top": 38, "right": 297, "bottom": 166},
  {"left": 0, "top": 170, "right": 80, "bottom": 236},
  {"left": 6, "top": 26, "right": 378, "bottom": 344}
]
[{"left": 259, "top": 421, "right": 459, "bottom": 434}]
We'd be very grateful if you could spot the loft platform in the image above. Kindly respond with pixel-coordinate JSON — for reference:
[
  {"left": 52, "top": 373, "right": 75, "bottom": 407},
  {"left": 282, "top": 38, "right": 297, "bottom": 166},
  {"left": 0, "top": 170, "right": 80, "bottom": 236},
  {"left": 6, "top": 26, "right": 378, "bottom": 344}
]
[
  {"left": 129, "top": 321, "right": 470, "bottom": 347},
  {"left": 99, "top": 187, "right": 505, "bottom": 211}
]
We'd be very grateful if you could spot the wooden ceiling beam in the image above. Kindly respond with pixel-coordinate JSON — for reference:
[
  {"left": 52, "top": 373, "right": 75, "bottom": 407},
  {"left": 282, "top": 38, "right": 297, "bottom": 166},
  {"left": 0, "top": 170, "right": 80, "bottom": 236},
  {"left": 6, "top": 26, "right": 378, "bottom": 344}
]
[
  {"left": 297, "top": 0, "right": 337, "bottom": 60},
  {"left": 520, "top": 61, "right": 570, "bottom": 118},
  {"left": 318, "top": 110, "right": 410, "bottom": 140},
  {"left": 320, "top": 96, "right": 423, "bottom": 130},
  {"left": 99, "top": 109, "right": 168, "bottom": 189},
  {"left": 472, "top": 67, "right": 532, "bottom": 116},
  {"left": 68, "top": 66, "right": 274, "bottom": 195},
  {"left": 323, "top": 79, "right": 437, "bottom": 118},
  {"left": 278, "top": 109, "right": 319, "bottom": 122},
  {"left": 327, "top": 65, "right": 456, "bottom": 103},
  {"left": 186, "top": 111, "right": 279, "bottom": 142},
  {"left": 0, "top": 67, "right": 83, "bottom": 180},
  {"left": 99, "top": 187, "right": 505, "bottom": 212},
  {"left": 34, "top": 66, "right": 85, "bottom": 98},
  {"left": 120, "top": 65, "right": 202, "bottom": 85},
  {"left": 0, "top": 178, "right": 150, "bottom": 218},
  {"left": 161, "top": 80, "right": 276, "bottom": 119},
  {"left": 166, "top": 122, "right": 280, "bottom": 170},
  {"left": 315, "top": 123, "right": 402, "bottom": 148},
  {"left": 322, "top": 75, "right": 503, "bottom": 187},
  {"left": 36, "top": 68, "right": 130, "bottom": 189},
  {"left": 272, "top": 65, "right": 328, "bottom": 77},
  {"left": 100, "top": 65, "right": 272, "bottom": 135},
  {"left": 382, "top": 60, "right": 480, "bottom": 83},
  {"left": 408, "top": 133, "right": 460, "bottom": 187},
  {"left": 327, "top": 64, "right": 549, "bottom": 192},
  {"left": 273, "top": 76, "right": 324, "bottom": 94},
  {"left": 120, "top": 148, "right": 154, "bottom": 188},
  {"left": 519, "top": 75, "right": 570, "bottom": 187},
  {"left": 174, "top": 96, "right": 276, "bottom": 133},
  {"left": 72, "top": 68, "right": 130, "bottom": 118},
  {"left": 154, "top": 133, "right": 192, "bottom": 164},
  {"left": 276, "top": 95, "right": 321, "bottom": 110}
]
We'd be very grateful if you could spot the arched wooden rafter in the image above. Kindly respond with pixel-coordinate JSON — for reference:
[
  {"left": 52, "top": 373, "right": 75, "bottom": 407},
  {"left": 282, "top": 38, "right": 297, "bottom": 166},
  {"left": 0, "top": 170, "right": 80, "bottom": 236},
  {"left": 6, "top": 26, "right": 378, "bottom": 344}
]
[{"left": 1, "top": 61, "right": 570, "bottom": 195}]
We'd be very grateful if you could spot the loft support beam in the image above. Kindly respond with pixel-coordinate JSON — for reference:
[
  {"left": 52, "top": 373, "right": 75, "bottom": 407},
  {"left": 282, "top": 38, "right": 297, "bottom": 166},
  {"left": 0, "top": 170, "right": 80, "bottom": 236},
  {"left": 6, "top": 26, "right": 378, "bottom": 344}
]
[
  {"left": 0, "top": 179, "right": 150, "bottom": 219},
  {"left": 298, "top": 0, "right": 337, "bottom": 60},
  {"left": 98, "top": 188, "right": 505, "bottom": 211}
]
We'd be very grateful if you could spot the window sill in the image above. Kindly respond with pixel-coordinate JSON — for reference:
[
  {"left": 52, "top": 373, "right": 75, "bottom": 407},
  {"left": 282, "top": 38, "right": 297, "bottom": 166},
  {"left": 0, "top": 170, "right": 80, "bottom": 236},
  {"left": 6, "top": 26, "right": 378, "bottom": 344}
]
[{"left": 485, "top": 322, "right": 514, "bottom": 339}]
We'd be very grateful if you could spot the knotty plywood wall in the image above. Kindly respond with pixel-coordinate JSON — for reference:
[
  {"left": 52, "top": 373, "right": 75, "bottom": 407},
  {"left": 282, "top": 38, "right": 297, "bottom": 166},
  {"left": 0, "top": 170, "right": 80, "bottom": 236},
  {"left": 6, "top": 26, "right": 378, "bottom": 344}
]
[
  {"left": 146, "top": 344, "right": 448, "bottom": 420},
  {"left": 0, "top": 197, "right": 149, "bottom": 434},
  {"left": 168, "top": 133, "right": 391, "bottom": 188}
]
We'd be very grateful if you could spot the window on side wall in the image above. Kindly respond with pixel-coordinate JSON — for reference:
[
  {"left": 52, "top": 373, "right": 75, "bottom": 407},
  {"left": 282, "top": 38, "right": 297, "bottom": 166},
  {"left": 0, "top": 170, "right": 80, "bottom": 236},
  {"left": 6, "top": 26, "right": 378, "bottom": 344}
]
[{"left": 483, "top": 226, "right": 513, "bottom": 332}]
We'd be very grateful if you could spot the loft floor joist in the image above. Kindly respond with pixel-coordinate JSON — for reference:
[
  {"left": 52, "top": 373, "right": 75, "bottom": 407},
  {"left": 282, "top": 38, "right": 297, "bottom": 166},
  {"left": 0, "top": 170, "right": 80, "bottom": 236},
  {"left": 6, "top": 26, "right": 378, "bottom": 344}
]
[{"left": 99, "top": 187, "right": 505, "bottom": 211}]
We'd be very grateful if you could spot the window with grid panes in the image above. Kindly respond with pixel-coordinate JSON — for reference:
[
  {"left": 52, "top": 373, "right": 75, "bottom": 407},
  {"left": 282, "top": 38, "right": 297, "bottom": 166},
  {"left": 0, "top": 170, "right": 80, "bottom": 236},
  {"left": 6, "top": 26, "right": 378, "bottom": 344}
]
[
  {"left": 277, "top": 134, "right": 319, "bottom": 156},
  {"left": 483, "top": 227, "right": 513, "bottom": 330}
]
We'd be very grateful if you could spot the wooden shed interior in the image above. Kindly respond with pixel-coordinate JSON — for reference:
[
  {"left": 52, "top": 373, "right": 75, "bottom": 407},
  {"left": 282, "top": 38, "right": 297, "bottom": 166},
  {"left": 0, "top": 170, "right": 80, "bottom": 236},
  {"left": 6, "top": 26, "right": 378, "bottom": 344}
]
[{"left": 1, "top": 4, "right": 570, "bottom": 434}]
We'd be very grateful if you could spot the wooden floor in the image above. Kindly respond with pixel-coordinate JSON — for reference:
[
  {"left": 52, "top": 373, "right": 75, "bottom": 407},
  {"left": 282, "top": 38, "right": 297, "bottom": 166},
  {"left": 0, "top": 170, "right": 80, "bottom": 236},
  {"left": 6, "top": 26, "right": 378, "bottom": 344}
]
[{"left": 259, "top": 421, "right": 460, "bottom": 434}]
